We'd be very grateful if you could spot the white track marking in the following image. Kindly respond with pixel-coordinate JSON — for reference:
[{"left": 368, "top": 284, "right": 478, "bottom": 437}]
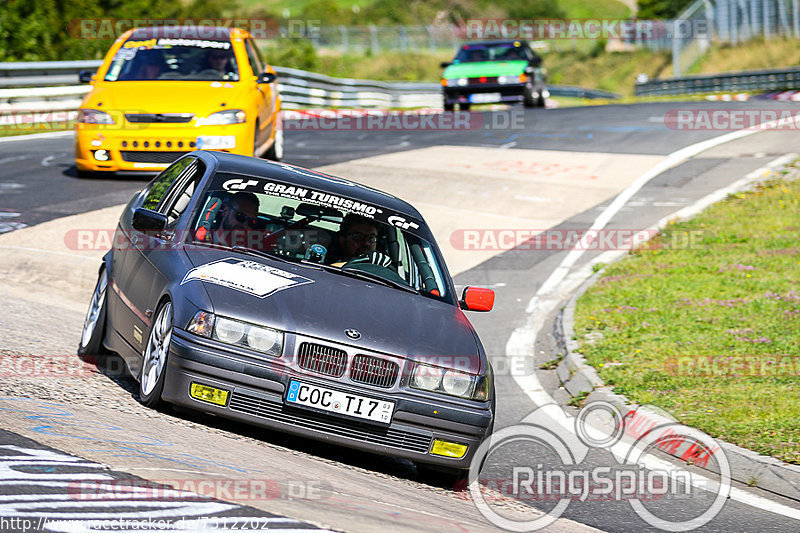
[{"left": 506, "top": 120, "right": 800, "bottom": 520}]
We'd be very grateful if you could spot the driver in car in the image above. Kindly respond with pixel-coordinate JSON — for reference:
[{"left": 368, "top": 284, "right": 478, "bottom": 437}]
[{"left": 331, "top": 214, "right": 392, "bottom": 268}]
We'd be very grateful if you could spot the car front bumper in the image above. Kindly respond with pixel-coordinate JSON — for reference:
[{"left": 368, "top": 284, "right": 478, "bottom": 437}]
[
  {"left": 74, "top": 122, "right": 252, "bottom": 173},
  {"left": 162, "top": 330, "right": 494, "bottom": 469},
  {"left": 444, "top": 83, "right": 528, "bottom": 105}
]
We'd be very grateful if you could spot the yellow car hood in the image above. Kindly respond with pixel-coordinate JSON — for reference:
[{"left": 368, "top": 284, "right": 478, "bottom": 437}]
[{"left": 81, "top": 81, "right": 249, "bottom": 117}]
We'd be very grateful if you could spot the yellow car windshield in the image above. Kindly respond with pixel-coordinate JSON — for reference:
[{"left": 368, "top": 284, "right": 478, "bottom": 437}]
[{"left": 104, "top": 40, "right": 239, "bottom": 82}]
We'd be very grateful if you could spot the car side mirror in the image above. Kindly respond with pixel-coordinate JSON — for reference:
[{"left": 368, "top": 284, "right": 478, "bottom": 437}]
[
  {"left": 132, "top": 208, "right": 168, "bottom": 232},
  {"left": 78, "top": 70, "right": 95, "bottom": 84},
  {"left": 257, "top": 72, "right": 277, "bottom": 84},
  {"left": 460, "top": 286, "right": 494, "bottom": 312},
  {"left": 440, "top": 61, "right": 452, "bottom": 68}
]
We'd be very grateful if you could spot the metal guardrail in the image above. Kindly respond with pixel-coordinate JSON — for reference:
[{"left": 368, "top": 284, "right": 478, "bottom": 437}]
[
  {"left": 635, "top": 66, "right": 800, "bottom": 96},
  {"left": 0, "top": 60, "right": 619, "bottom": 110}
]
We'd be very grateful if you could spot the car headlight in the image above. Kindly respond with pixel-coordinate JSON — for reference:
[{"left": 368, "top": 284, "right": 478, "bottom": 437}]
[
  {"left": 457, "top": 77, "right": 468, "bottom": 87},
  {"left": 197, "top": 109, "right": 246, "bottom": 126},
  {"left": 411, "top": 363, "right": 486, "bottom": 400},
  {"left": 187, "top": 311, "right": 283, "bottom": 357},
  {"left": 411, "top": 364, "right": 443, "bottom": 390},
  {"left": 78, "top": 109, "right": 115, "bottom": 124}
]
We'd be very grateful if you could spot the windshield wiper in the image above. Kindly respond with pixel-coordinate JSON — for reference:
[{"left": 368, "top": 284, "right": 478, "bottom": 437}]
[{"left": 339, "top": 267, "right": 419, "bottom": 294}]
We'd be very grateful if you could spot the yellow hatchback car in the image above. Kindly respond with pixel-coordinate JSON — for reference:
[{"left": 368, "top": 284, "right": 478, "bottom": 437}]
[{"left": 75, "top": 26, "right": 282, "bottom": 176}]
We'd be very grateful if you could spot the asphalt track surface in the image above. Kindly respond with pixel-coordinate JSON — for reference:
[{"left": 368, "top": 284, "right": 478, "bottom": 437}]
[{"left": 1, "top": 101, "right": 800, "bottom": 532}]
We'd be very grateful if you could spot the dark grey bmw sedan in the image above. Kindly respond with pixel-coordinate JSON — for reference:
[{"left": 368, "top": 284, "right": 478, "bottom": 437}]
[{"left": 79, "top": 150, "right": 495, "bottom": 475}]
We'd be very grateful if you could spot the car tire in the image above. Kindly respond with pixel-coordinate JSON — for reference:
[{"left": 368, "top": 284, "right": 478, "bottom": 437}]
[
  {"left": 76, "top": 168, "right": 99, "bottom": 179},
  {"left": 523, "top": 84, "right": 536, "bottom": 108},
  {"left": 537, "top": 93, "right": 546, "bottom": 108},
  {"left": 415, "top": 463, "right": 470, "bottom": 488},
  {"left": 252, "top": 121, "right": 261, "bottom": 158},
  {"left": 265, "top": 127, "right": 283, "bottom": 161},
  {"left": 443, "top": 101, "right": 454, "bottom": 112},
  {"left": 139, "top": 300, "right": 173, "bottom": 408},
  {"left": 77, "top": 266, "right": 110, "bottom": 360},
  {"left": 460, "top": 103, "right": 471, "bottom": 111}
]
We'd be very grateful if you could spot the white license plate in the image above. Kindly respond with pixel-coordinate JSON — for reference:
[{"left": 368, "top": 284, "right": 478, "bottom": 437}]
[
  {"left": 469, "top": 92, "right": 501, "bottom": 104},
  {"left": 286, "top": 380, "right": 394, "bottom": 424},
  {"left": 196, "top": 135, "right": 236, "bottom": 150}
]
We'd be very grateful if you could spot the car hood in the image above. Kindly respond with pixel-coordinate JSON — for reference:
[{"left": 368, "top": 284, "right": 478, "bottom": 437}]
[
  {"left": 181, "top": 247, "right": 484, "bottom": 373},
  {"left": 443, "top": 60, "right": 528, "bottom": 78},
  {"left": 82, "top": 81, "right": 248, "bottom": 117}
]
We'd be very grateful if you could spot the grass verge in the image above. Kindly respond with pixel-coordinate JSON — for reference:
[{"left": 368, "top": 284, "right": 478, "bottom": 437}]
[{"left": 574, "top": 160, "right": 800, "bottom": 464}]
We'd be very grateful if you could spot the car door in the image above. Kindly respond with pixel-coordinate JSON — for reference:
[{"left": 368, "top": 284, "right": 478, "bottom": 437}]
[
  {"left": 115, "top": 156, "right": 200, "bottom": 362},
  {"left": 244, "top": 38, "right": 275, "bottom": 151}
]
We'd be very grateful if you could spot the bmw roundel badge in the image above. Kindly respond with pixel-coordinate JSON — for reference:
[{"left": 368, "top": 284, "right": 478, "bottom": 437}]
[{"left": 345, "top": 329, "right": 361, "bottom": 340}]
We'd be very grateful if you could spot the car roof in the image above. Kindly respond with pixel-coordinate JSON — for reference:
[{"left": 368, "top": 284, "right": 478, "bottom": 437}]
[
  {"left": 127, "top": 26, "right": 249, "bottom": 41},
  {"left": 196, "top": 151, "right": 425, "bottom": 220}
]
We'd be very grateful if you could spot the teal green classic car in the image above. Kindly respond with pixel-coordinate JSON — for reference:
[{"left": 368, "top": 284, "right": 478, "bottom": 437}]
[{"left": 440, "top": 40, "right": 547, "bottom": 111}]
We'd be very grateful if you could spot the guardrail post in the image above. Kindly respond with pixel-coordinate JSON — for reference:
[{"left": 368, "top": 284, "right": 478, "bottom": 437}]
[
  {"left": 399, "top": 25, "right": 408, "bottom": 53},
  {"left": 778, "top": 0, "right": 790, "bottom": 34},
  {"left": 673, "top": 20, "right": 682, "bottom": 76},
  {"left": 794, "top": 0, "right": 800, "bottom": 37},
  {"left": 763, "top": 0, "right": 771, "bottom": 38},
  {"left": 339, "top": 26, "right": 349, "bottom": 53},
  {"left": 369, "top": 25, "right": 379, "bottom": 55}
]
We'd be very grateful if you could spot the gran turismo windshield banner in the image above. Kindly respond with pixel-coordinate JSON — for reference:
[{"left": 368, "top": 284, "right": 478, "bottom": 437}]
[{"left": 215, "top": 173, "right": 425, "bottom": 236}]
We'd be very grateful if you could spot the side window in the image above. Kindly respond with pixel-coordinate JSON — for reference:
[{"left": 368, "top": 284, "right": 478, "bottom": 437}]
[
  {"left": 244, "top": 39, "right": 263, "bottom": 75},
  {"left": 141, "top": 157, "right": 195, "bottom": 211},
  {"left": 160, "top": 159, "right": 206, "bottom": 226}
]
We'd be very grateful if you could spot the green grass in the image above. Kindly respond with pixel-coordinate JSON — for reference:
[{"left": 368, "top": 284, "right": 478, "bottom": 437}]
[
  {"left": 559, "top": 0, "right": 632, "bottom": 19},
  {"left": 239, "top": 0, "right": 632, "bottom": 19},
  {"left": 236, "top": 0, "right": 371, "bottom": 15},
  {"left": 688, "top": 36, "right": 800, "bottom": 76},
  {"left": 574, "top": 164, "right": 800, "bottom": 464}
]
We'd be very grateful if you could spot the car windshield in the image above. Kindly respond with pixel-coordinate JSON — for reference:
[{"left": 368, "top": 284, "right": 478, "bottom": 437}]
[
  {"left": 454, "top": 43, "right": 527, "bottom": 62},
  {"left": 104, "top": 38, "right": 239, "bottom": 81},
  {"left": 189, "top": 174, "right": 451, "bottom": 300}
]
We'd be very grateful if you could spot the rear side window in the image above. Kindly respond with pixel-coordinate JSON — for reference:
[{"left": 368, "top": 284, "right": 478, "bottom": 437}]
[{"left": 142, "top": 157, "right": 196, "bottom": 211}]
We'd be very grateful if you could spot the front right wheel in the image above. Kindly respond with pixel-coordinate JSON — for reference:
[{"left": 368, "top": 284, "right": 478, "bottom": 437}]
[
  {"left": 265, "top": 127, "right": 283, "bottom": 161},
  {"left": 78, "top": 266, "right": 109, "bottom": 360}
]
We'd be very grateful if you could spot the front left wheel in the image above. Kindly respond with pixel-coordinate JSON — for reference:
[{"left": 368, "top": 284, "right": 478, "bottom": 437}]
[
  {"left": 139, "top": 300, "right": 173, "bottom": 408},
  {"left": 78, "top": 267, "right": 109, "bottom": 360},
  {"left": 523, "top": 84, "right": 536, "bottom": 108}
]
